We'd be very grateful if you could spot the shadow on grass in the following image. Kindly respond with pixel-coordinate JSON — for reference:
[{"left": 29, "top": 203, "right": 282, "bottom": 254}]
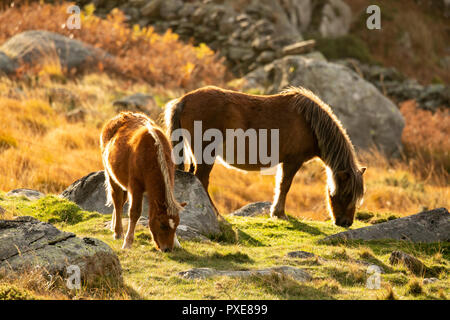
[
  {"left": 123, "top": 284, "right": 144, "bottom": 300},
  {"left": 248, "top": 273, "right": 336, "bottom": 300},
  {"left": 166, "top": 247, "right": 254, "bottom": 270},
  {"left": 236, "top": 229, "right": 265, "bottom": 246},
  {"left": 209, "top": 217, "right": 266, "bottom": 247},
  {"left": 323, "top": 239, "right": 450, "bottom": 259},
  {"left": 285, "top": 216, "right": 325, "bottom": 236}
]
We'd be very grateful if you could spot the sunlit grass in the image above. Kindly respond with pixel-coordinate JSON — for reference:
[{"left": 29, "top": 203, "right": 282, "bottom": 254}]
[{"left": 0, "top": 195, "right": 448, "bottom": 300}]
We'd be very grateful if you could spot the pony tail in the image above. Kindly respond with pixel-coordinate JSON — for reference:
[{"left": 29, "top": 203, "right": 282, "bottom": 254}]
[{"left": 164, "top": 98, "right": 196, "bottom": 172}]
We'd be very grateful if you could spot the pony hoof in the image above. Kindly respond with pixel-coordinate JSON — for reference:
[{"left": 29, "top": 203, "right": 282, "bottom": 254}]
[
  {"left": 122, "top": 242, "right": 132, "bottom": 249},
  {"left": 113, "top": 233, "right": 123, "bottom": 240},
  {"left": 271, "top": 213, "right": 288, "bottom": 220}
]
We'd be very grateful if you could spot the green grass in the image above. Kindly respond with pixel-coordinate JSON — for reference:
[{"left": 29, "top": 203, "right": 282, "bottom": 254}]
[{"left": 0, "top": 195, "right": 448, "bottom": 300}]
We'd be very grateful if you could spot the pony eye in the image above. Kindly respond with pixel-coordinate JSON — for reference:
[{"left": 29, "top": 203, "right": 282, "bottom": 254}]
[{"left": 160, "top": 223, "right": 170, "bottom": 231}]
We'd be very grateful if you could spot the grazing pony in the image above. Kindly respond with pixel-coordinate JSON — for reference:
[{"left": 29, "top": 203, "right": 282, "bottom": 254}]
[
  {"left": 165, "top": 86, "right": 365, "bottom": 227},
  {"left": 101, "top": 112, "right": 185, "bottom": 250}
]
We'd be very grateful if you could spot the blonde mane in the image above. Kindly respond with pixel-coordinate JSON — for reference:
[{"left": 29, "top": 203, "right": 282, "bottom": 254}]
[{"left": 145, "top": 122, "right": 183, "bottom": 217}]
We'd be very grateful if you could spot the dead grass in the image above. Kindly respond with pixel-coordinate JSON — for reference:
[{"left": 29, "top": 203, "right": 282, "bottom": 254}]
[
  {"left": 0, "top": 2, "right": 227, "bottom": 90},
  {"left": 0, "top": 91, "right": 102, "bottom": 193},
  {"left": 400, "top": 100, "right": 450, "bottom": 177},
  {"left": 0, "top": 267, "right": 131, "bottom": 300}
]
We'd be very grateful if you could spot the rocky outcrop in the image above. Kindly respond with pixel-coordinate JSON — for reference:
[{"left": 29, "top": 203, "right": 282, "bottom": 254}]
[
  {"left": 244, "top": 55, "right": 405, "bottom": 156},
  {"left": 0, "top": 216, "right": 122, "bottom": 284},
  {"left": 72, "top": 0, "right": 351, "bottom": 75},
  {"left": 179, "top": 265, "right": 312, "bottom": 282},
  {"left": 0, "top": 51, "right": 17, "bottom": 75},
  {"left": 61, "top": 170, "right": 221, "bottom": 240},
  {"left": 321, "top": 208, "right": 450, "bottom": 243},
  {"left": 0, "top": 30, "right": 111, "bottom": 74},
  {"left": 337, "top": 59, "right": 450, "bottom": 112},
  {"left": 112, "top": 93, "right": 162, "bottom": 121}
]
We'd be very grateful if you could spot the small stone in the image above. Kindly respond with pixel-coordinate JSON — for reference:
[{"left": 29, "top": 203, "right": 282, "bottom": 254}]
[
  {"left": 228, "top": 46, "right": 254, "bottom": 61},
  {"left": 179, "top": 266, "right": 312, "bottom": 282},
  {"left": 6, "top": 189, "right": 45, "bottom": 201},
  {"left": 141, "top": 0, "right": 162, "bottom": 18},
  {"left": 286, "top": 251, "right": 316, "bottom": 259},
  {"left": 423, "top": 278, "right": 439, "bottom": 285},
  {"left": 257, "top": 50, "right": 276, "bottom": 64},
  {"left": 282, "top": 40, "right": 316, "bottom": 56},
  {"left": 230, "top": 201, "right": 271, "bottom": 217},
  {"left": 389, "top": 251, "right": 426, "bottom": 276}
]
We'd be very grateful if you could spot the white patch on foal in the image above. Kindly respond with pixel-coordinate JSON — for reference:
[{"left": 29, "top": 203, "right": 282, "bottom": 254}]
[{"left": 173, "top": 233, "right": 181, "bottom": 248}]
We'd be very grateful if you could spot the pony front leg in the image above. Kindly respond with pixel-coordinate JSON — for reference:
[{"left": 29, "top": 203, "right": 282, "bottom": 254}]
[
  {"left": 123, "top": 190, "right": 143, "bottom": 249},
  {"left": 270, "top": 162, "right": 302, "bottom": 219}
]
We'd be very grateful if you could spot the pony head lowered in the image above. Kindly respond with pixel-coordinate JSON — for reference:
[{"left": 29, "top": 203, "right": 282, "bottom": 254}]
[{"left": 288, "top": 87, "right": 366, "bottom": 227}]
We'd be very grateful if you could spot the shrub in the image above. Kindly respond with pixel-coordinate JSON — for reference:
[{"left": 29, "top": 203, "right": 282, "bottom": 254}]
[
  {"left": 313, "top": 35, "right": 374, "bottom": 63},
  {"left": 400, "top": 100, "right": 450, "bottom": 179},
  {"left": 356, "top": 211, "right": 375, "bottom": 222},
  {"left": 407, "top": 278, "right": 424, "bottom": 296},
  {"left": 0, "top": 2, "right": 227, "bottom": 90},
  {"left": 0, "top": 284, "right": 35, "bottom": 300}
]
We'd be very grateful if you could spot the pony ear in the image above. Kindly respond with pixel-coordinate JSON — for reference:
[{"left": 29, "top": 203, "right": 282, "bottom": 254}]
[
  {"left": 360, "top": 167, "right": 367, "bottom": 175},
  {"left": 179, "top": 202, "right": 187, "bottom": 208}
]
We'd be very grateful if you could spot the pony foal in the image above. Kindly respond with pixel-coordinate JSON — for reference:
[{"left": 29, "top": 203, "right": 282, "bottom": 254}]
[{"left": 101, "top": 112, "right": 185, "bottom": 251}]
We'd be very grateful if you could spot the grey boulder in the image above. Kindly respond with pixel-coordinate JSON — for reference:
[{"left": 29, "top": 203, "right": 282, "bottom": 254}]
[
  {"left": 0, "top": 30, "right": 111, "bottom": 73},
  {"left": 321, "top": 208, "right": 449, "bottom": 243},
  {"left": 0, "top": 51, "right": 18, "bottom": 75},
  {"left": 112, "top": 93, "right": 162, "bottom": 123},
  {"left": 244, "top": 55, "right": 405, "bottom": 156},
  {"left": 0, "top": 216, "right": 122, "bottom": 284},
  {"left": 61, "top": 170, "right": 221, "bottom": 240},
  {"left": 179, "top": 265, "right": 312, "bottom": 282},
  {"left": 229, "top": 201, "right": 271, "bottom": 217}
]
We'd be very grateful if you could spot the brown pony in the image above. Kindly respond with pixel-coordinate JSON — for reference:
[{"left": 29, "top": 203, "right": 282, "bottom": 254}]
[
  {"left": 101, "top": 112, "right": 185, "bottom": 250},
  {"left": 165, "top": 86, "right": 365, "bottom": 227}
]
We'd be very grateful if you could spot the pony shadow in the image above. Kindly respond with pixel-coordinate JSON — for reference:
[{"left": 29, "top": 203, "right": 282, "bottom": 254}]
[
  {"left": 123, "top": 284, "right": 144, "bottom": 299},
  {"left": 246, "top": 273, "right": 337, "bottom": 300},
  {"left": 236, "top": 229, "right": 265, "bottom": 247},
  {"left": 167, "top": 247, "right": 254, "bottom": 270},
  {"left": 285, "top": 216, "right": 325, "bottom": 236}
]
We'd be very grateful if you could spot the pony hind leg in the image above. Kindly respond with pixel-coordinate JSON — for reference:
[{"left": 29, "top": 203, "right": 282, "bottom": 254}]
[
  {"left": 195, "top": 162, "right": 220, "bottom": 215},
  {"left": 123, "top": 188, "right": 143, "bottom": 249},
  {"left": 270, "top": 161, "right": 303, "bottom": 219},
  {"left": 109, "top": 179, "right": 127, "bottom": 239}
]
